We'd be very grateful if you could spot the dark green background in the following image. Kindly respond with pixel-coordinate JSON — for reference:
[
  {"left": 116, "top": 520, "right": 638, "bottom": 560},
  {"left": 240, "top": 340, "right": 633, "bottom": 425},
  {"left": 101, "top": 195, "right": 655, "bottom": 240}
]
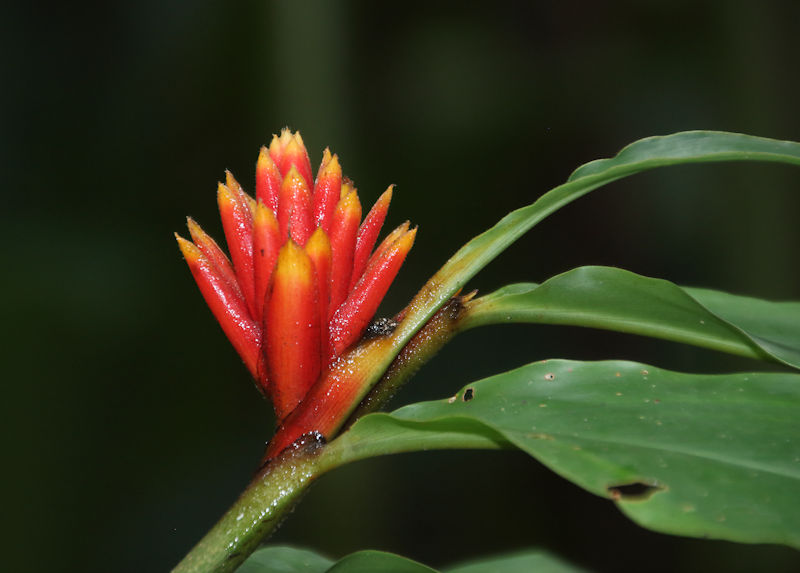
[{"left": 3, "top": 1, "right": 799, "bottom": 571}]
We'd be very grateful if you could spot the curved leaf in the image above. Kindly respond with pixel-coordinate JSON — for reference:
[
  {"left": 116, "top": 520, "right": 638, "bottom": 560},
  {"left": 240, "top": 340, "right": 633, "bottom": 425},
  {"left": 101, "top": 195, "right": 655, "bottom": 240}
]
[
  {"left": 238, "top": 545, "right": 333, "bottom": 573},
  {"left": 327, "top": 550, "right": 437, "bottom": 573},
  {"left": 686, "top": 286, "right": 800, "bottom": 368},
  {"left": 237, "top": 546, "right": 583, "bottom": 573},
  {"left": 445, "top": 549, "right": 586, "bottom": 573},
  {"left": 462, "top": 266, "right": 800, "bottom": 368},
  {"left": 326, "top": 360, "right": 800, "bottom": 548},
  {"left": 393, "top": 132, "right": 800, "bottom": 347},
  {"left": 239, "top": 547, "right": 436, "bottom": 573}
]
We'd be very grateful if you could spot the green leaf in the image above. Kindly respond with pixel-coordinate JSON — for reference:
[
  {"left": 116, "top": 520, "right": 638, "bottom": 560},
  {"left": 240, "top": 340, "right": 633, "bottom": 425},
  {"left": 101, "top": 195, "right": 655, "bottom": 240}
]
[
  {"left": 445, "top": 549, "right": 587, "bottom": 573},
  {"left": 237, "top": 545, "right": 333, "bottom": 573},
  {"left": 686, "top": 286, "right": 800, "bottom": 368},
  {"left": 239, "top": 547, "right": 436, "bottom": 573},
  {"left": 237, "top": 546, "right": 584, "bottom": 573},
  {"left": 394, "top": 131, "right": 800, "bottom": 348},
  {"left": 327, "top": 360, "right": 800, "bottom": 548},
  {"left": 327, "top": 550, "right": 438, "bottom": 573},
  {"left": 462, "top": 266, "right": 800, "bottom": 368}
]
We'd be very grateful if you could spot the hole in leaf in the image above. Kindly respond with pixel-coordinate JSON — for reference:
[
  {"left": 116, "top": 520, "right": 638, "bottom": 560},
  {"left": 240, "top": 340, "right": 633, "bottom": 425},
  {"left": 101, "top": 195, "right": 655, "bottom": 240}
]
[
  {"left": 607, "top": 481, "right": 664, "bottom": 501},
  {"left": 462, "top": 388, "right": 474, "bottom": 402}
]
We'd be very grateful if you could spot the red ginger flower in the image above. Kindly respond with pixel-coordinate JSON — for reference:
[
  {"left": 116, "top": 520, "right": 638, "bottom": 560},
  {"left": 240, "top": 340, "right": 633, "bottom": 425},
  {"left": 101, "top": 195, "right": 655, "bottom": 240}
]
[{"left": 176, "top": 129, "right": 415, "bottom": 421}]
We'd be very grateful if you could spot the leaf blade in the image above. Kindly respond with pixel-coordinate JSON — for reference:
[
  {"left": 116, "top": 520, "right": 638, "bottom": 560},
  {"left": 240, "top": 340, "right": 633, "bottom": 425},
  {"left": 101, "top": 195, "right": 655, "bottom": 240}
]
[
  {"left": 462, "top": 266, "right": 800, "bottom": 368},
  {"left": 445, "top": 549, "right": 587, "bottom": 573},
  {"left": 382, "top": 132, "right": 800, "bottom": 401},
  {"left": 239, "top": 547, "right": 437, "bottom": 573},
  {"left": 237, "top": 545, "right": 334, "bottom": 573},
  {"left": 328, "top": 360, "right": 800, "bottom": 548},
  {"left": 327, "top": 550, "right": 438, "bottom": 573}
]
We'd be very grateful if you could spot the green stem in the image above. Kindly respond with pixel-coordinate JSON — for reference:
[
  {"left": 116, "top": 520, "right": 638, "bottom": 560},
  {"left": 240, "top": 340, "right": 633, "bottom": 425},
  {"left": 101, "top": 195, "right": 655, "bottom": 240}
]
[
  {"left": 172, "top": 435, "right": 326, "bottom": 573},
  {"left": 172, "top": 403, "right": 506, "bottom": 573}
]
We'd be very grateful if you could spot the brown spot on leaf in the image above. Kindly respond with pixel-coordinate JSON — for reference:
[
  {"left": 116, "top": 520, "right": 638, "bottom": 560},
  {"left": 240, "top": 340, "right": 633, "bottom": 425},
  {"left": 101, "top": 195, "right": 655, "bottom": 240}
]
[{"left": 607, "top": 481, "right": 664, "bottom": 501}]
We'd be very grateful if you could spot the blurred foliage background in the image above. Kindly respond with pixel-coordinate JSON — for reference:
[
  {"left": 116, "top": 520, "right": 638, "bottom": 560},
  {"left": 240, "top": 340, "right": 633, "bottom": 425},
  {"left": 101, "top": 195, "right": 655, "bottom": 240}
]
[{"left": 3, "top": 1, "right": 800, "bottom": 571}]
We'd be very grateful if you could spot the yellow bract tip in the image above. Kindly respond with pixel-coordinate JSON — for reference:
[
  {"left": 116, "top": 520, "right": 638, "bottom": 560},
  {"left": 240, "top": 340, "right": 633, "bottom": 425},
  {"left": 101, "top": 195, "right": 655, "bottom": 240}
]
[
  {"left": 398, "top": 226, "right": 418, "bottom": 249},
  {"left": 269, "top": 134, "right": 281, "bottom": 152},
  {"left": 217, "top": 182, "right": 235, "bottom": 206},
  {"left": 320, "top": 152, "right": 341, "bottom": 178},
  {"left": 284, "top": 164, "right": 303, "bottom": 181},
  {"left": 274, "top": 239, "right": 314, "bottom": 285},
  {"left": 320, "top": 147, "right": 332, "bottom": 169},
  {"left": 253, "top": 199, "right": 279, "bottom": 229},
  {"left": 284, "top": 133, "right": 307, "bottom": 159},
  {"left": 378, "top": 185, "right": 394, "bottom": 206},
  {"left": 276, "top": 128, "right": 293, "bottom": 149},
  {"left": 175, "top": 233, "right": 201, "bottom": 260},
  {"left": 258, "top": 145, "right": 274, "bottom": 167},
  {"left": 225, "top": 170, "right": 242, "bottom": 194},
  {"left": 338, "top": 189, "right": 361, "bottom": 215},
  {"left": 305, "top": 227, "right": 332, "bottom": 258},
  {"left": 385, "top": 221, "right": 410, "bottom": 244},
  {"left": 340, "top": 179, "right": 355, "bottom": 200},
  {"left": 185, "top": 217, "right": 207, "bottom": 240}
]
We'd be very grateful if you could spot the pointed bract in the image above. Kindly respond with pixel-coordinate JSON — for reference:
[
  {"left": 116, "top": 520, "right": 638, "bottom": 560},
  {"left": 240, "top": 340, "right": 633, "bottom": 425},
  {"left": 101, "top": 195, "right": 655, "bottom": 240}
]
[
  {"left": 272, "top": 131, "right": 313, "bottom": 187},
  {"left": 226, "top": 171, "right": 256, "bottom": 211},
  {"left": 286, "top": 133, "right": 315, "bottom": 187},
  {"left": 264, "top": 240, "right": 321, "bottom": 419},
  {"left": 350, "top": 185, "right": 393, "bottom": 289},
  {"left": 176, "top": 234, "right": 261, "bottom": 379},
  {"left": 330, "top": 227, "right": 416, "bottom": 355},
  {"left": 277, "top": 166, "right": 315, "bottom": 246},
  {"left": 268, "top": 128, "right": 293, "bottom": 168},
  {"left": 217, "top": 182, "right": 257, "bottom": 317},
  {"left": 328, "top": 189, "right": 362, "bottom": 319},
  {"left": 256, "top": 146, "right": 281, "bottom": 213},
  {"left": 252, "top": 200, "right": 280, "bottom": 321},
  {"left": 186, "top": 217, "right": 241, "bottom": 297},
  {"left": 312, "top": 148, "right": 342, "bottom": 233},
  {"left": 305, "top": 228, "right": 333, "bottom": 360},
  {"left": 368, "top": 221, "right": 410, "bottom": 264}
]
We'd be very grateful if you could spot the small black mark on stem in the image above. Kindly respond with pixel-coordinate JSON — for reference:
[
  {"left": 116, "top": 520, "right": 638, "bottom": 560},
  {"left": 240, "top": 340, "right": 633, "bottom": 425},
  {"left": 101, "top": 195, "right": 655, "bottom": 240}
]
[
  {"left": 462, "top": 388, "right": 474, "bottom": 402},
  {"left": 364, "top": 317, "right": 398, "bottom": 339}
]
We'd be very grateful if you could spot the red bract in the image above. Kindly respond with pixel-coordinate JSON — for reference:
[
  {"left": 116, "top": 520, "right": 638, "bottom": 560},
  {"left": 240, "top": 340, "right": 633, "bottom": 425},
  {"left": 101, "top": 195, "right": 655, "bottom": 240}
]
[{"left": 177, "top": 129, "right": 415, "bottom": 422}]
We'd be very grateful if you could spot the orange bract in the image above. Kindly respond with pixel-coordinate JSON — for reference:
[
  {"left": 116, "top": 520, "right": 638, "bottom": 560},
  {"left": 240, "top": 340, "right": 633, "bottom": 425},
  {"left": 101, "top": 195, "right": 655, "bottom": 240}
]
[{"left": 177, "top": 129, "right": 415, "bottom": 422}]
